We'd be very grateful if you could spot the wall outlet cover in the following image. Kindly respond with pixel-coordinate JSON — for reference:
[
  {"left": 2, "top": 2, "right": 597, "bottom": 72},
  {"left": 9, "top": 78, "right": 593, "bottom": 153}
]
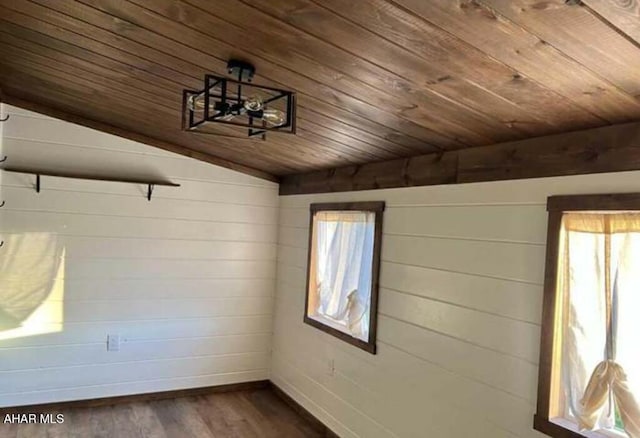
[{"left": 107, "top": 334, "right": 120, "bottom": 352}]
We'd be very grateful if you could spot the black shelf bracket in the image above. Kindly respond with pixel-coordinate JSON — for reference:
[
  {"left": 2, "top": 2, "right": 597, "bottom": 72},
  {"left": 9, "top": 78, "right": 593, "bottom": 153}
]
[{"left": 0, "top": 167, "right": 180, "bottom": 200}]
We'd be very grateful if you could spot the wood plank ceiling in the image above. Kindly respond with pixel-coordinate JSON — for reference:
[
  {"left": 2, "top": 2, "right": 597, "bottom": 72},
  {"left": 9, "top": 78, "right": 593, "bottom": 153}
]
[{"left": 1, "top": 0, "right": 640, "bottom": 181}]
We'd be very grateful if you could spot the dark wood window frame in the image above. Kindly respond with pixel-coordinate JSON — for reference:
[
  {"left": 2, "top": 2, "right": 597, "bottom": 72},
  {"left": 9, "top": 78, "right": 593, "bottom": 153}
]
[
  {"left": 303, "top": 201, "right": 385, "bottom": 354},
  {"left": 535, "top": 192, "right": 640, "bottom": 438}
]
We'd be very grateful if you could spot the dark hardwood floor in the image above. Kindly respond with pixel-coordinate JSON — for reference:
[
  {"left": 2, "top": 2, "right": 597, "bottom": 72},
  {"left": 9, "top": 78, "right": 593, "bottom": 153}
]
[{"left": 0, "top": 388, "right": 324, "bottom": 438}]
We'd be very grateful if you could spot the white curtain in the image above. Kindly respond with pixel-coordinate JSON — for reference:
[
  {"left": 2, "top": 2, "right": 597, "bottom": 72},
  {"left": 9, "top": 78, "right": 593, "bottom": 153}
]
[
  {"left": 559, "top": 213, "right": 640, "bottom": 437},
  {"left": 310, "top": 211, "right": 375, "bottom": 341}
]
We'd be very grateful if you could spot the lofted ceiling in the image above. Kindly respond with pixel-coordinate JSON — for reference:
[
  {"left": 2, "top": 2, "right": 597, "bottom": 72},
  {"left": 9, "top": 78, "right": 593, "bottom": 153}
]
[{"left": 1, "top": 0, "right": 640, "bottom": 181}]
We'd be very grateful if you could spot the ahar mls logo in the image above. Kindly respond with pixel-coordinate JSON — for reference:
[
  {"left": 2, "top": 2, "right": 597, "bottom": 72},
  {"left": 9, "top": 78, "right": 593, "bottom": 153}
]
[{"left": 3, "top": 413, "right": 65, "bottom": 424}]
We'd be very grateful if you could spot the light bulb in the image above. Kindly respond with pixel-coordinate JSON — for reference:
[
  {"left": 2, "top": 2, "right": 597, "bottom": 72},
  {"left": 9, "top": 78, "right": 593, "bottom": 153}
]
[
  {"left": 261, "top": 108, "right": 286, "bottom": 127},
  {"left": 188, "top": 94, "right": 235, "bottom": 120},
  {"left": 187, "top": 93, "right": 206, "bottom": 111},
  {"left": 243, "top": 95, "right": 264, "bottom": 112}
]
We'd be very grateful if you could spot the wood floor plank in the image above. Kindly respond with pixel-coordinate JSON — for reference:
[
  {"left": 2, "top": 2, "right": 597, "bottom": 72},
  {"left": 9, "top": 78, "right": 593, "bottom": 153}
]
[
  {"left": 110, "top": 405, "right": 143, "bottom": 438},
  {"left": 189, "top": 395, "right": 238, "bottom": 438},
  {"left": 151, "top": 398, "right": 216, "bottom": 438},
  {"left": 0, "top": 421, "right": 18, "bottom": 438},
  {"left": 15, "top": 423, "right": 45, "bottom": 438},
  {"left": 251, "top": 389, "right": 325, "bottom": 437},
  {"left": 64, "top": 407, "right": 93, "bottom": 438},
  {"left": 90, "top": 406, "right": 116, "bottom": 438},
  {"left": 129, "top": 402, "right": 169, "bottom": 438},
  {"left": 5, "top": 388, "right": 324, "bottom": 438}
]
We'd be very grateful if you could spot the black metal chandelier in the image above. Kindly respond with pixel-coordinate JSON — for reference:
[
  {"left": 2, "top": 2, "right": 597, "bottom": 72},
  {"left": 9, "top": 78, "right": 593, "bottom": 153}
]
[{"left": 182, "top": 60, "right": 296, "bottom": 140}]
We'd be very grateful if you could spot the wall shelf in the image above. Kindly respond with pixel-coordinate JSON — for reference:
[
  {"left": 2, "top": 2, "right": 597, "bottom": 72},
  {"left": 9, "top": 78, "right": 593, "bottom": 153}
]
[{"left": 1, "top": 167, "right": 180, "bottom": 201}]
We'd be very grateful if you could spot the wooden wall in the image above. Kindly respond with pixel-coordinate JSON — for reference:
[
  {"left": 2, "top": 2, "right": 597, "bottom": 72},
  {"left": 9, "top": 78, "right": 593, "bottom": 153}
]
[
  {"left": 273, "top": 171, "right": 640, "bottom": 438},
  {"left": 0, "top": 104, "right": 278, "bottom": 407}
]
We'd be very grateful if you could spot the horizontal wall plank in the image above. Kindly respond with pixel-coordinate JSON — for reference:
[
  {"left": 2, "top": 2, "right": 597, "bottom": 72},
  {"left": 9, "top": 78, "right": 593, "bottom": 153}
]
[
  {"left": 0, "top": 235, "right": 276, "bottom": 261},
  {"left": 379, "top": 289, "right": 539, "bottom": 363},
  {"left": 277, "top": 226, "right": 308, "bottom": 249},
  {"left": 272, "top": 171, "right": 640, "bottom": 438},
  {"left": 278, "top": 204, "right": 548, "bottom": 245},
  {"left": 272, "top": 357, "right": 390, "bottom": 438},
  {"left": 380, "top": 262, "right": 542, "bottom": 324},
  {"left": 384, "top": 204, "right": 547, "bottom": 244},
  {"left": 275, "top": 279, "right": 538, "bottom": 398},
  {"left": 2, "top": 258, "right": 275, "bottom": 279},
  {"left": 0, "top": 352, "right": 269, "bottom": 393},
  {"left": 1, "top": 370, "right": 270, "bottom": 408},
  {"left": 4, "top": 111, "right": 176, "bottom": 158},
  {"left": 271, "top": 376, "right": 359, "bottom": 438},
  {"left": 0, "top": 103, "right": 277, "bottom": 406},
  {"left": 0, "top": 315, "right": 273, "bottom": 349},
  {"left": 273, "top": 309, "right": 532, "bottom": 437},
  {"left": 273, "top": 348, "right": 514, "bottom": 438},
  {"left": 0, "top": 186, "right": 278, "bottom": 225},
  {"left": 21, "top": 296, "right": 274, "bottom": 324},
  {"left": 377, "top": 316, "right": 538, "bottom": 403},
  {"left": 383, "top": 234, "right": 545, "bottom": 284},
  {"left": 277, "top": 244, "right": 308, "bottom": 269},
  {"left": 0, "top": 333, "right": 271, "bottom": 371},
  {"left": 1, "top": 278, "right": 275, "bottom": 301},
  {"left": 0, "top": 210, "right": 277, "bottom": 242}
]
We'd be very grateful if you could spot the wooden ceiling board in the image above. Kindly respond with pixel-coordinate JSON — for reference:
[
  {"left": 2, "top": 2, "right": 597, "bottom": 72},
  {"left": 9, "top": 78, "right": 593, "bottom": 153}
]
[
  {"left": 243, "top": 0, "right": 601, "bottom": 133},
  {"left": 0, "top": 68, "right": 303, "bottom": 174},
  {"left": 21, "top": 0, "right": 447, "bottom": 155},
  {"left": 82, "top": 0, "right": 464, "bottom": 149},
  {"left": 481, "top": 0, "right": 640, "bottom": 97},
  {"left": 0, "top": 5, "right": 401, "bottom": 167},
  {"left": 1, "top": 0, "right": 640, "bottom": 182},
  {"left": 581, "top": 0, "right": 640, "bottom": 51},
  {"left": 178, "top": 0, "right": 526, "bottom": 144},
  {"left": 0, "top": 21, "right": 405, "bottom": 167},
  {"left": 0, "top": 60, "right": 356, "bottom": 172},
  {"left": 388, "top": 0, "right": 640, "bottom": 123}
]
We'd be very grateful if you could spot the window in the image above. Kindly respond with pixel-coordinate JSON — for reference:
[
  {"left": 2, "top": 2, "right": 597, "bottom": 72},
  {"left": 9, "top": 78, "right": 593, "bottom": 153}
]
[
  {"left": 535, "top": 194, "right": 640, "bottom": 438},
  {"left": 304, "top": 201, "right": 384, "bottom": 354}
]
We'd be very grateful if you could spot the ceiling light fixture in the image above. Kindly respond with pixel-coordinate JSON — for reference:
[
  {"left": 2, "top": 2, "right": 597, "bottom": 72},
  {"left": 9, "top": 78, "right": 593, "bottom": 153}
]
[{"left": 182, "top": 60, "right": 296, "bottom": 140}]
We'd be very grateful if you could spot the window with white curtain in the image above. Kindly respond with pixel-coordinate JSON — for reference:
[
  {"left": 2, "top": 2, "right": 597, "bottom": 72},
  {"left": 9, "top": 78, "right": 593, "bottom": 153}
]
[
  {"left": 535, "top": 194, "right": 640, "bottom": 438},
  {"left": 304, "top": 202, "right": 384, "bottom": 354}
]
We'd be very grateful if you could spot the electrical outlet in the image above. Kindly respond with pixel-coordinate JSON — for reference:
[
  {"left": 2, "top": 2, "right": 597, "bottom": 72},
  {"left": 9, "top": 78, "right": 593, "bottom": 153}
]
[
  {"left": 107, "top": 334, "right": 120, "bottom": 352},
  {"left": 327, "top": 358, "right": 335, "bottom": 376}
]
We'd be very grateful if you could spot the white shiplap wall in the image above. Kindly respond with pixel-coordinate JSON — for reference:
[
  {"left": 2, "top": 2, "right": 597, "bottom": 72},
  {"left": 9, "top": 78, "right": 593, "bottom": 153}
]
[
  {"left": 0, "top": 104, "right": 278, "bottom": 407},
  {"left": 274, "top": 171, "right": 640, "bottom": 438}
]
